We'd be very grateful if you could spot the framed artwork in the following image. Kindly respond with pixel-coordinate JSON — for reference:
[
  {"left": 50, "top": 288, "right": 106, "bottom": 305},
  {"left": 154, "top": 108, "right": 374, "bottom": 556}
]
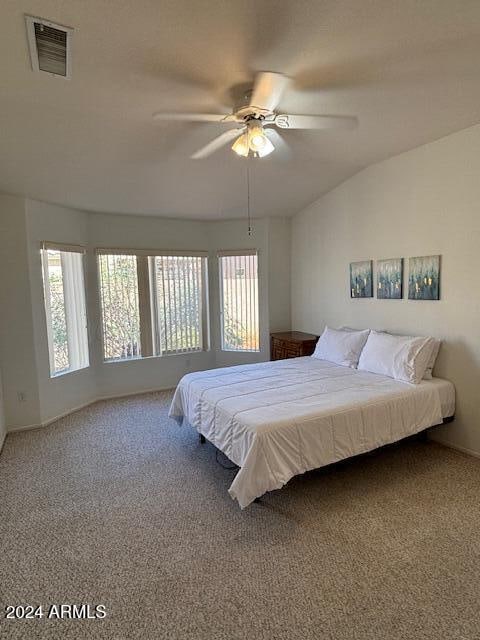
[
  {"left": 377, "top": 258, "right": 403, "bottom": 299},
  {"left": 408, "top": 255, "right": 441, "bottom": 300},
  {"left": 350, "top": 260, "right": 373, "bottom": 298}
]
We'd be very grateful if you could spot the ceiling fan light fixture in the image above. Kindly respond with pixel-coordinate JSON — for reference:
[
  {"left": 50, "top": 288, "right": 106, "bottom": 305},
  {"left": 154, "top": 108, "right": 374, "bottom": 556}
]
[
  {"left": 232, "top": 133, "right": 249, "bottom": 157},
  {"left": 256, "top": 135, "right": 275, "bottom": 157},
  {"left": 232, "top": 121, "right": 275, "bottom": 158},
  {"left": 247, "top": 122, "right": 267, "bottom": 152}
]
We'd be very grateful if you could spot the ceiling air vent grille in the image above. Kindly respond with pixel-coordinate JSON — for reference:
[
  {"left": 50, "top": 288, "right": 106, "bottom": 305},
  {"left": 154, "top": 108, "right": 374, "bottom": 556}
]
[{"left": 25, "top": 16, "right": 73, "bottom": 78}]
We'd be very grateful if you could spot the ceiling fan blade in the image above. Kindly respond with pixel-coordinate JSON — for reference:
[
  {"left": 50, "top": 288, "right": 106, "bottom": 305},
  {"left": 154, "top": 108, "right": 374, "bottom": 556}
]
[
  {"left": 191, "top": 128, "right": 244, "bottom": 159},
  {"left": 153, "top": 112, "right": 235, "bottom": 123},
  {"left": 275, "top": 114, "right": 358, "bottom": 130},
  {"left": 250, "top": 72, "right": 290, "bottom": 112}
]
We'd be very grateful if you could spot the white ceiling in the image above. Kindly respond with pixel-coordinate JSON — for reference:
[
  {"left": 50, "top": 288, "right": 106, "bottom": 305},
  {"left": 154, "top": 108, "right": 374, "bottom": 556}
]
[{"left": 1, "top": 0, "right": 480, "bottom": 219}]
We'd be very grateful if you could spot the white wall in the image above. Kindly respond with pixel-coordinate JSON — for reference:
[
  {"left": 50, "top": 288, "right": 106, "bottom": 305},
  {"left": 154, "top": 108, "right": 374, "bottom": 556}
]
[
  {"left": 267, "top": 217, "right": 291, "bottom": 333},
  {"left": 291, "top": 124, "right": 480, "bottom": 455},
  {"left": 0, "top": 195, "right": 41, "bottom": 428},
  {"left": 0, "top": 367, "right": 6, "bottom": 451},
  {"left": 0, "top": 196, "right": 291, "bottom": 430}
]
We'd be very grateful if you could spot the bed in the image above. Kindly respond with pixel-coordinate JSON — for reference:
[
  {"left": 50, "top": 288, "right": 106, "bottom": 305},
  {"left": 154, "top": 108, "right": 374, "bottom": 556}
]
[{"left": 169, "top": 356, "right": 455, "bottom": 508}]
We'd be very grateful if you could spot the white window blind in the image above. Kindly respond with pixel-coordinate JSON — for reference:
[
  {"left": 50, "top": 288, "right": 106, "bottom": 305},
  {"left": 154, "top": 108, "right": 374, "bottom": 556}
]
[
  {"left": 97, "top": 250, "right": 209, "bottom": 361},
  {"left": 153, "top": 256, "right": 207, "bottom": 354},
  {"left": 41, "top": 244, "right": 89, "bottom": 376},
  {"left": 219, "top": 252, "right": 259, "bottom": 352}
]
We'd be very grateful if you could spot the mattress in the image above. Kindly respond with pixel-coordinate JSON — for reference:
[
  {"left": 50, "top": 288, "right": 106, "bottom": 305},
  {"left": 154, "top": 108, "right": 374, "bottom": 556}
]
[{"left": 169, "top": 357, "right": 455, "bottom": 508}]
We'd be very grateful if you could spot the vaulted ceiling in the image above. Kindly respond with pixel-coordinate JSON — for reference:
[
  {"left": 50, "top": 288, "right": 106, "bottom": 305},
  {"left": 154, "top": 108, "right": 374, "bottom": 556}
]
[{"left": 1, "top": 0, "right": 480, "bottom": 219}]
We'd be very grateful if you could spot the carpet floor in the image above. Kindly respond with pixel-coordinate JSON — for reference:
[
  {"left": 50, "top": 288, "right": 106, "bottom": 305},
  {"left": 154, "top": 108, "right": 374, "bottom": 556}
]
[{"left": 1, "top": 390, "right": 480, "bottom": 640}]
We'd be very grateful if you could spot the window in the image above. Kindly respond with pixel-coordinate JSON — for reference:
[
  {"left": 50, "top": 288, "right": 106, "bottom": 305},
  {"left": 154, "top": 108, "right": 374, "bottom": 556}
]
[
  {"left": 219, "top": 251, "right": 259, "bottom": 352},
  {"left": 153, "top": 256, "right": 206, "bottom": 354},
  {"left": 97, "top": 250, "right": 208, "bottom": 361},
  {"left": 41, "top": 243, "right": 89, "bottom": 376},
  {"left": 98, "top": 254, "right": 141, "bottom": 360}
]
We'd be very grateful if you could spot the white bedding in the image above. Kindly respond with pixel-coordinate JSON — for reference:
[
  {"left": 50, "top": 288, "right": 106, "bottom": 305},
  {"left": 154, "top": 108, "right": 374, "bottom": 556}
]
[{"left": 169, "top": 357, "right": 455, "bottom": 508}]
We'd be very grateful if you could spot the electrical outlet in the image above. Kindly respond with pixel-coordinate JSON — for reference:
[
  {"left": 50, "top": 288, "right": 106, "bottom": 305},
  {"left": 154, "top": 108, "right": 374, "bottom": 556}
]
[{"left": 17, "top": 391, "right": 27, "bottom": 403}]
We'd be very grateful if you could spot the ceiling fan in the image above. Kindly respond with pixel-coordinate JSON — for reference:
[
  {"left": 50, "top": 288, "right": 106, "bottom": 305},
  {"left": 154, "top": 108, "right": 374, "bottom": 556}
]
[{"left": 152, "top": 71, "right": 358, "bottom": 159}]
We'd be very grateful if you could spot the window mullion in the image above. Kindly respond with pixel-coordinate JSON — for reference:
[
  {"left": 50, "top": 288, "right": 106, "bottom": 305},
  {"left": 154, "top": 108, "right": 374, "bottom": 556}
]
[
  {"left": 136, "top": 256, "right": 153, "bottom": 358},
  {"left": 149, "top": 257, "right": 160, "bottom": 356}
]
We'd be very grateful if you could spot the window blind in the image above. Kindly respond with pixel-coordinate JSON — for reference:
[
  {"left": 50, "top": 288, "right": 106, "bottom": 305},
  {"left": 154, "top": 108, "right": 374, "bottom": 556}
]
[
  {"left": 219, "top": 252, "right": 259, "bottom": 352},
  {"left": 153, "top": 255, "right": 206, "bottom": 354}
]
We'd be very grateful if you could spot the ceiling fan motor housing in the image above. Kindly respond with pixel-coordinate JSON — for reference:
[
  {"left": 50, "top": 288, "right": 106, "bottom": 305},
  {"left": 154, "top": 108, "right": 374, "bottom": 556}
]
[
  {"left": 234, "top": 106, "right": 273, "bottom": 121},
  {"left": 229, "top": 83, "right": 274, "bottom": 121}
]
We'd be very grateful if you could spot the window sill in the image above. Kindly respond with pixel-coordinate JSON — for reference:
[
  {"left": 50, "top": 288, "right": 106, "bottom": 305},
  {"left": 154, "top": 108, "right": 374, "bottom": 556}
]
[
  {"left": 50, "top": 364, "right": 90, "bottom": 379},
  {"left": 103, "top": 350, "right": 207, "bottom": 364}
]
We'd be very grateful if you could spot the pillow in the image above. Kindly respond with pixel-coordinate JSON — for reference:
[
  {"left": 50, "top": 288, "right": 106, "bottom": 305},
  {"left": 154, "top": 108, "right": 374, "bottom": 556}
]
[
  {"left": 423, "top": 338, "right": 441, "bottom": 379},
  {"left": 312, "top": 326, "right": 370, "bottom": 368},
  {"left": 379, "top": 330, "right": 441, "bottom": 380},
  {"left": 357, "top": 330, "right": 435, "bottom": 384}
]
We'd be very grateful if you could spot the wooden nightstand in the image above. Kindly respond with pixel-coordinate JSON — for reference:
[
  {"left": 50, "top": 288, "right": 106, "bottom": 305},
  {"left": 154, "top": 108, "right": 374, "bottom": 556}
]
[{"left": 270, "top": 331, "right": 319, "bottom": 361}]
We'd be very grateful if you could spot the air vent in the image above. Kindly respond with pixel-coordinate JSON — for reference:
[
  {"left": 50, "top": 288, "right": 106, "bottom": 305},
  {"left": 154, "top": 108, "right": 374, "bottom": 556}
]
[{"left": 25, "top": 16, "right": 73, "bottom": 78}]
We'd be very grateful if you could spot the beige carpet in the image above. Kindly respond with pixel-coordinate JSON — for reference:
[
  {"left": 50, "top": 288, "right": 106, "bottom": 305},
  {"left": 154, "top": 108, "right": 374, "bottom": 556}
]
[{"left": 1, "top": 391, "right": 480, "bottom": 640}]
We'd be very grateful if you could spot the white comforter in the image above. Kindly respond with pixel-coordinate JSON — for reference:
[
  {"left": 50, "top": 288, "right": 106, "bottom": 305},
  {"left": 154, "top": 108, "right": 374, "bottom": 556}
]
[{"left": 169, "top": 357, "right": 450, "bottom": 508}]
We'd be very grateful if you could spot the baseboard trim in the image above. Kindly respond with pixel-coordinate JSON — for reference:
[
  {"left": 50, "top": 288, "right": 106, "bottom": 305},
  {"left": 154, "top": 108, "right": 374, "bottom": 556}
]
[
  {"left": 0, "top": 430, "right": 6, "bottom": 455},
  {"left": 6, "top": 386, "right": 175, "bottom": 434},
  {"left": 429, "top": 435, "right": 480, "bottom": 460}
]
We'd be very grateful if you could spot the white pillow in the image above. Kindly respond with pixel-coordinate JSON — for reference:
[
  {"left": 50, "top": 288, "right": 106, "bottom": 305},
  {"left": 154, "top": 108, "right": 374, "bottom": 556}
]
[
  {"left": 423, "top": 338, "right": 441, "bottom": 379},
  {"left": 312, "top": 326, "right": 370, "bottom": 368},
  {"left": 379, "top": 330, "right": 441, "bottom": 380},
  {"left": 358, "top": 330, "right": 435, "bottom": 384}
]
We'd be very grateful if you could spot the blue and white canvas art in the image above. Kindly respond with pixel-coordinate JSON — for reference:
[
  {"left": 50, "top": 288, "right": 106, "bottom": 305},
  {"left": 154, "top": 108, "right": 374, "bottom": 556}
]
[
  {"left": 350, "top": 260, "right": 373, "bottom": 298},
  {"left": 408, "top": 255, "right": 441, "bottom": 300},
  {"left": 377, "top": 258, "right": 403, "bottom": 299}
]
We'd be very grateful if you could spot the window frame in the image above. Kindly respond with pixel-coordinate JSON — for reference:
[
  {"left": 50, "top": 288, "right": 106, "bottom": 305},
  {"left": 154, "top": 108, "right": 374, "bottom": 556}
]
[
  {"left": 96, "top": 252, "right": 143, "bottom": 362},
  {"left": 96, "top": 248, "right": 210, "bottom": 362},
  {"left": 218, "top": 249, "right": 260, "bottom": 353},
  {"left": 41, "top": 241, "right": 90, "bottom": 377}
]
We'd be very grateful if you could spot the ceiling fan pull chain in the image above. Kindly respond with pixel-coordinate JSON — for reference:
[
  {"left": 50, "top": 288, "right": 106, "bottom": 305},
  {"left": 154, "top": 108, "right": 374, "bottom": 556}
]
[{"left": 247, "top": 161, "right": 252, "bottom": 237}]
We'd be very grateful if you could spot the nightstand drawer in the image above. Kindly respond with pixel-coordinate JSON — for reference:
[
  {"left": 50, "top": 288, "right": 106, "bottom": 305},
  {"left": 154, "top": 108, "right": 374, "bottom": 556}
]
[{"left": 270, "top": 332, "right": 319, "bottom": 361}]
